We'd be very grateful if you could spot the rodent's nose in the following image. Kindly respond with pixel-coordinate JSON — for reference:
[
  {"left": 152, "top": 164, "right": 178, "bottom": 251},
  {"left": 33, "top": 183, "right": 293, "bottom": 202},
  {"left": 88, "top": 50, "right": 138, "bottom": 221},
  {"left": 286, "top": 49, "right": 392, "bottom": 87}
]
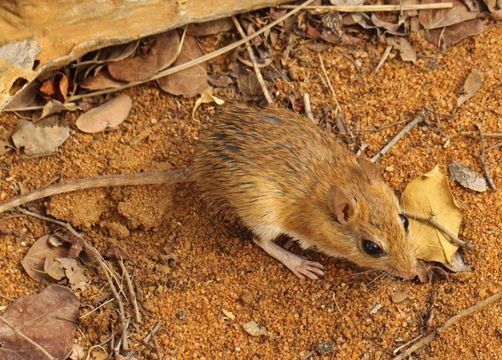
[{"left": 401, "top": 268, "right": 417, "bottom": 280}]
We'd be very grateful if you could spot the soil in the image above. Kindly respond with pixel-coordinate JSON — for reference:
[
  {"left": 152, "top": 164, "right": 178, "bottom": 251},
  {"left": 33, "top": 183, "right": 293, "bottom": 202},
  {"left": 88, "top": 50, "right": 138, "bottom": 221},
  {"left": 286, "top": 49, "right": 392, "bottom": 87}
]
[{"left": 0, "top": 20, "right": 501, "bottom": 360}]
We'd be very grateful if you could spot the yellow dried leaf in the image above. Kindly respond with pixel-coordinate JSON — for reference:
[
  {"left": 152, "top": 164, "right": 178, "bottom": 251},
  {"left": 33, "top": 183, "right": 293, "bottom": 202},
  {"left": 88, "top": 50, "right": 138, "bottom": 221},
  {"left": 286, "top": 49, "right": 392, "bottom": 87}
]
[
  {"left": 401, "top": 166, "right": 462, "bottom": 264},
  {"left": 192, "top": 86, "right": 225, "bottom": 120},
  {"left": 222, "top": 309, "right": 236, "bottom": 320}
]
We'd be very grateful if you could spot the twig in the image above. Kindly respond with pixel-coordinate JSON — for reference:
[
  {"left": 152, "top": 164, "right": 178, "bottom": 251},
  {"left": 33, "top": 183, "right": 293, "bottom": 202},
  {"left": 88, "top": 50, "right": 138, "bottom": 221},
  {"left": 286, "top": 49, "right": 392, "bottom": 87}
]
[
  {"left": 303, "top": 93, "right": 315, "bottom": 122},
  {"left": 232, "top": 16, "right": 273, "bottom": 105},
  {"left": 0, "top": 315, "right": 55, "bottom": 359},
  {"left": 61, "top": 0, "right": 315, "bottom": 103},
  {"left": 370, "top": 109, "right": 428, "bottom": 163},
  {"left": 318, "top": 53, "right": 341, "bottom": 113},
  {"left": 393, "top": 291, "right": 502, "bottom": 360},
  {"left": 143, "top": 322, "right": 162, "bottom": 344},
  {"left": 402, "top": 211, "right": 470, "bottom": 248},
  {"left": 278, "top": 3, "right": 453, "bottom": 12},
  {"left": 374, "top": 45, "right": 393, "bottom": 74},
  {"left": 119, "top": 259, "right": 142, "bottom": 324},
  {"left": 79, "top": 298, "right": 115, "bottom": 319},
  {"left": 460, "top": 131, "right": 501, "bottom": 139},
  {"left": 476, "top": 123, "right": 497, "bottom": 190},
  {"left": 15, "top": 207, "right": 130, "bottom": 351}
]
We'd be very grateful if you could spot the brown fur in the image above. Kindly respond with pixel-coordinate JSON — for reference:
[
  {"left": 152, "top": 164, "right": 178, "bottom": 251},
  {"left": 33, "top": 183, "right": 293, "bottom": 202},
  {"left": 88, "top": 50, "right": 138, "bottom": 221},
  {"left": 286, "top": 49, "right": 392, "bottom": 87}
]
[{"left": 194, "top": 105, "right": 417, "bottom": 279}]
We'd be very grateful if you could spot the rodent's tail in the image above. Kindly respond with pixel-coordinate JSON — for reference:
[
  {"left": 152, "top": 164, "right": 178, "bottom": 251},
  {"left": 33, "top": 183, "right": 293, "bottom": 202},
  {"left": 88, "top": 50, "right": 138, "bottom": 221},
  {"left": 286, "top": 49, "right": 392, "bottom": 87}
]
[{"left": 0, "top": 168, "right": 192, "bottom": 214}]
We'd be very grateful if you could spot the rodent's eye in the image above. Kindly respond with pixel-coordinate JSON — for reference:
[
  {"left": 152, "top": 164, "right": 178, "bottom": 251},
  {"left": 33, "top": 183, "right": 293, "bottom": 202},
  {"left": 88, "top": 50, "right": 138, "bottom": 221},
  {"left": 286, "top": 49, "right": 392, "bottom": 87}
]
[
  {"left": 362, "top": 240, "right": 384, "bottom": 257},
  {"left": 399, "top": 214, "right": 409, "bottom": 232}
]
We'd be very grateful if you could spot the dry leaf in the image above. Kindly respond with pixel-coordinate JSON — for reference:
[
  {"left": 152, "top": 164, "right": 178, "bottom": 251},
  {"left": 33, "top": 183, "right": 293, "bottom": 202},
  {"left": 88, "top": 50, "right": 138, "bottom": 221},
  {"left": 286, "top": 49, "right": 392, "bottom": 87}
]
[
  {"left": 11, "top": 119, "right": 70, "bottom": 156},
  {"left": 104, "top": 244, "right": 131, "bottom": 261},
  {"left": 69, "top": 344, "right": 87, "bottom": 360},
  {"left": 242, "top": 321, "right": 268, "bottom": 337},
  {"left": 387, "top": 37, "right": 417, "bottom": 63},
  {"left": 40, "top": 100, "right": 79, "bottom": 119},
  {"left": 237, "top": 69, "right": 260, "bottom": 97},
  {"left": 192, "top": 87, "right": 225, "bottom": 119},
  {"left": 208, "top": 74, "right": 234, "bottom": 88},
  {"left": 456, "top": 69, "right": 483, "bottom": 107},
  {"left": 108, "top": 31, "right": 180, "bottom": 82},
  {"left": 80, "top": 70, "right": 126, "bottom": 90},
  {"left": 39, "top": 72, "right": 69, "bottom": 103},
  {"left": 75, "top": 94, "right": 132, "bottom": 133},
  {"left": 157, "top": 35, "right": 208, "bottom": 98},
  {"left": 58, "top": 258, "right": 88, "bottom": 290},
  {"left": 418, "top": 0, "right": 479, "bottom": 29},
  {"left": 448, "top": 161, "right": 487, "bottom": 192},
  {"left": 98, "top": 41, "right": 139, "bottom": 63},
  {"left": 401, "top": 166, "right": 462, "bottom": 264},
  {"left": 427, "top": 18, "right": 483, "bottom": 47},
  {"left": 0, "top": 285, "right": 79, "bottom": 360},
  {"left": 187, "top": 18, "right": 234, "bottom": 36},
  {"left": 222, "top": 309, "right": 236, "bottom": 320},
  {"left": 4, "top": 81, "right": 40, "bottom": 110},
  {"left": 44, "top": 255, "right": 66, "bottom": 280},
  {"left": 21, "top": 235, "right": 69, "bottom": 283}
]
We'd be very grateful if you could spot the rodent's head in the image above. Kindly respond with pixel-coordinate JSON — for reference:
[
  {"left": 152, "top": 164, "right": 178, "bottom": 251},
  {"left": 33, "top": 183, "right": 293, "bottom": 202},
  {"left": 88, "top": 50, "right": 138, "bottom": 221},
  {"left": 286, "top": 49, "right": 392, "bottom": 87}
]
[{"left": 319, "top": 158, "right": 417, "bottom": 279}]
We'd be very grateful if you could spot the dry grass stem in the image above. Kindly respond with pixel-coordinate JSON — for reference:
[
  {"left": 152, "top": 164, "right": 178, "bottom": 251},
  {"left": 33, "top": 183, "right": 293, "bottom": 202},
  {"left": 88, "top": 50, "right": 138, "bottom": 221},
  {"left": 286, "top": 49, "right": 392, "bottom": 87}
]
[
  {"left": 370, "top": 109, "right": 428, "bottom": 162},
  {"left": 278, "top": 3, "right": 453, "bottom": 12},
  {"left": 303, "top": 93, "right": 314, "bottom": 122},
  {"left": 402, "top": 211, "right": 470, "bottom": 248},
  {"left": 232, "top": 16, "right": 273, "bottom": 104},
  {"left": 374, "top": 45, "right": 393, "bottom": 73},
  {"left": 318, "top": 53, "right": 341, "bottom": 113},
  {"left": 119, "top": 259, "right": 142, "bottom": 324},
  {"left": 393, "top": 291, "right": 502, "bottom": 360},
  {"left": 476, "top": 123, "right": 497, "bottom": 190}
]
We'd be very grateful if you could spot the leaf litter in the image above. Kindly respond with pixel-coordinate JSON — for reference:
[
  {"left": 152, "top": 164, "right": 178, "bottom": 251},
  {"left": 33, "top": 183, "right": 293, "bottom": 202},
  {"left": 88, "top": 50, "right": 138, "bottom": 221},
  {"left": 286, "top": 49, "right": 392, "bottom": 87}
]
[
  {"left": 192, "top": 86, "right": 225, "bottom": 119},
  {"left": 0, "top": 284, "right": 79, "bottom": 360},
  {"left": 75, "top": 94, "right": 132, "bottom": 133},
  {"left": 448, "top": 161, "right": 487, "bottom": 192},
  {"left": 11, "top": 118, "right": 70, "bottom": 156},
  {"left": 401, "top": 166, "right": 462, "bottom": 265},
  {"left": 157, "top": 35, "right": 208, "bottom": 98},
  {"left": 456, "top": 68, "right": 483, "bottom": 108}
]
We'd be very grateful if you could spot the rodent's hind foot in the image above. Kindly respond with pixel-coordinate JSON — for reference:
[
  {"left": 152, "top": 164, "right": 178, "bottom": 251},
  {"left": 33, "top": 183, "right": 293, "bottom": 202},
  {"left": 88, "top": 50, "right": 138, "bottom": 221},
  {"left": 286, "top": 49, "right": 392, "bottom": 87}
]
[{"left": 253, "top": 237, "right": 325, "bottom": 280}]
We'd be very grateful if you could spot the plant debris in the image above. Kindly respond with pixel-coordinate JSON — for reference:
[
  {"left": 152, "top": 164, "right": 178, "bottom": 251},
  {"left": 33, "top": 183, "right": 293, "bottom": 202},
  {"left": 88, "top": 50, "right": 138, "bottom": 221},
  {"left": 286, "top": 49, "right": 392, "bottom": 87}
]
[
  {"left": 192, "top": 86, "right": 225, "bottom": 119},
  {"left": 401, "top": 166, "right": 462, "bottom": 265},
  {"left": 0, "top": 285, "right": 80, "bottom": 360},
  {"left": 242, "top": 320, "right": 268, "bottom": 336},
  {"left": 448, "top": 161, "right": 487, "bottom": 192},
  {"left": 157, "top": 35, "right": 208, "bottom": 98},
  {"left": 75, "top": 94, "right": 132, "bottom": 133},
  {"left": 456, "top": 68, "right": 483, "bottom": 108},
  {"left": 11, "top": 118, "right": 70, "bottom": 156}
]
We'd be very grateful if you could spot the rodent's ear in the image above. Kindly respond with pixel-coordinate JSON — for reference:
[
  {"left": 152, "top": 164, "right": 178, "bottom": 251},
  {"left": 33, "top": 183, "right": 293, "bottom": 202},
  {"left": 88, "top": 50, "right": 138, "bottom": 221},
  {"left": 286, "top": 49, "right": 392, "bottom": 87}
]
[
  {"left": 356, "top": 157, "right": 383, "bottom": 183},
  {"left": 327, "top": 187, "right": 357, "bottom": 225}
]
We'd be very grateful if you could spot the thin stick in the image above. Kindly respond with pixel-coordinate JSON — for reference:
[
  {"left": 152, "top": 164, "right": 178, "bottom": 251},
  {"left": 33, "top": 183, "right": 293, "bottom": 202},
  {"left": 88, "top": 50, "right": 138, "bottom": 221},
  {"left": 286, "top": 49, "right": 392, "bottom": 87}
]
[
  {"left": 119, "top": 259, "right": 142, "bottom": 324},
  {"left": 232, "top": 16, "right": 273, "bottom": 105},
  {"left": 402, "top": 211, "right": 470, "bottom": 248},
  {"left": 79, "top": 298, "right": 115, "bottom": 319},
  {"left": 0, "top": 315, "right": 55, "bottom": 359},
  {"left": 278, "top": 3, "right": 453, "bottom": 12},
  {"left": 374, "top": 45, "right": 393, "bottom": 74},
  {"left": 318, "top": 53, "right": 341, "bottom": 113},
  {"left": 143, "top": 322, "right": 162, "bottom": 344},
  {"left": 62, "top": 0, "right": 315, "bottom": 103},
  {"left": 393, "top": 291, "right": 501, "bottom": 360},
  {"left": 370, "top": 109, "right": 428, "bottom": 163},
  {"left": 460, "top": 131, "right": 502, "bottom": 139},
  {"left": 303, "top": 93, "right": 315, "bottom": 122},
  {"left": 15, "top": 207, "right": 130, "bottom": 351},
  {"left": 476, "top": 123, "right": 497, "bottom": 190}
]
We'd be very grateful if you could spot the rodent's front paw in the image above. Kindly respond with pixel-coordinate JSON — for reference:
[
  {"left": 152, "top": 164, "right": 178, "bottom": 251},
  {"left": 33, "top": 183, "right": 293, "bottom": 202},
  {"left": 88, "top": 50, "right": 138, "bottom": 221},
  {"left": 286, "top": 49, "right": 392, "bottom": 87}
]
[{"left": 289, "top": 259, "right": 325, "bottom": 280}]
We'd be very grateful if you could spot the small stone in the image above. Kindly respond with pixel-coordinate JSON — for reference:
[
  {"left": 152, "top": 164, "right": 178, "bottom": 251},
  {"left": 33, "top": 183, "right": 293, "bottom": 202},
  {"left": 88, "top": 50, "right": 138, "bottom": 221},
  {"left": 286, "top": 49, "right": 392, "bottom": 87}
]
[
  {"left": 370, "top": 303, "right": 383, "bottom": 314},
  {"left": 315, "top": 340, "right": 335, "bottom": 355},
  {"left": 176, "top": 310, "right": 185, "bottom": 320},
  {"left": 242, "top": 321, "right": 267, "bottom": 337}
]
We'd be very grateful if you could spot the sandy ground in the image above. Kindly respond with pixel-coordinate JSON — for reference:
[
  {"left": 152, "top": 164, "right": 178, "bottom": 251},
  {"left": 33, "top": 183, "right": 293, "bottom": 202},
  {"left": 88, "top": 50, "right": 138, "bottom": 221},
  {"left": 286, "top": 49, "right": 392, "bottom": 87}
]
[{"left": 0, "top": 21, "right": 500, "bottom": 359}]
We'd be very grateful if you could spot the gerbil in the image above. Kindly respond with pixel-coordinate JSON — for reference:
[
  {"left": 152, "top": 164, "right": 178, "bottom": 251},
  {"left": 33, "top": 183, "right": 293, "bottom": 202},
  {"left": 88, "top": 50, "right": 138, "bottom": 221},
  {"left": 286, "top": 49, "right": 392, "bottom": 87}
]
[{"left": 0, "top": 106, "right": 417, "bottom": 280}]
